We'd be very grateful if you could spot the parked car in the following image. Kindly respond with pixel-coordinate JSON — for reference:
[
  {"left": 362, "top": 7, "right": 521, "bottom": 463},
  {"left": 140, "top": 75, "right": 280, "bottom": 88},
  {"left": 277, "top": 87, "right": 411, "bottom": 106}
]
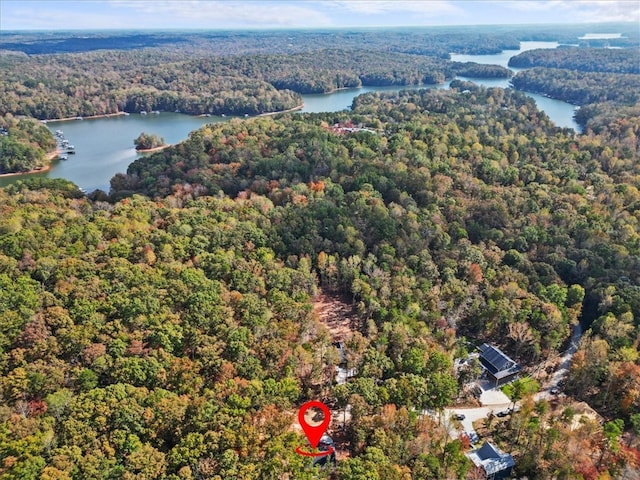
[
  {"left": 550, "top": 387, "right": 560, "bottom": 394},
  {"left": 454, "top": 413, "right": 466, "bottom": 420},
  {"left": 465, "top": 431, "right": 479, "bottom": 444},
  {"left": 497, "top": 407, "right": 518, "bottom": 417}
]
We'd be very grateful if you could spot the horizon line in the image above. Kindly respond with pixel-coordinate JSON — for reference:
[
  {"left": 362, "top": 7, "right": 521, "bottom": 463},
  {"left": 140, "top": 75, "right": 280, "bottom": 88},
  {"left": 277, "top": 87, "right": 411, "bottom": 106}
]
[{"left": 2, "top": 20, "right": 639, "bottom": 34}]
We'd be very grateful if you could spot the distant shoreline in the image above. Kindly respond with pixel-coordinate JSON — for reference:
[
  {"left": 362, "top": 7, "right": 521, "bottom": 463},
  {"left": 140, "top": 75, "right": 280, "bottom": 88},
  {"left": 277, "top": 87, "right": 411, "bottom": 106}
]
[
  {"left": 258, "top": 104, "right": 304, "bottom": 117},
  {"left": 41, "top": 107, "right": 307, "bottom": 124},
  {"left": 43, "top": 112, "right": 126, "bottom": 123}
]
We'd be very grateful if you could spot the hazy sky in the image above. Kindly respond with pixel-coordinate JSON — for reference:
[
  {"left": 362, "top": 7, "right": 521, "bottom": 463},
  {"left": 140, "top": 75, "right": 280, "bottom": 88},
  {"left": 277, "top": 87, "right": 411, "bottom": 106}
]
[{"left": 2, "top": 1, "right": 639, "bottom": 30}]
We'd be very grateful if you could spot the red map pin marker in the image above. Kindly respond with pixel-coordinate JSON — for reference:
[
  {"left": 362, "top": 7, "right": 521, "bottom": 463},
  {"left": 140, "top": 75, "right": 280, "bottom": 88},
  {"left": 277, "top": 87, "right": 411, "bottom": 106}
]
[{"left": 297, "top": 400, "right": 331, "bottom": 452}]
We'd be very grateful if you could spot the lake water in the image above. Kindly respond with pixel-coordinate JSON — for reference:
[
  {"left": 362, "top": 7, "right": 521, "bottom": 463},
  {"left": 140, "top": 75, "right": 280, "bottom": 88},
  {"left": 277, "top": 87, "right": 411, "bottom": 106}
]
[
  {"left": 300, "top": 84, "right": 448, "bottom": 113},
  {"left": 450, "top": 41, "right": 559, "bottom": 69},
  {"left": 1, "top": 40, "right": 581, "bottom": 193},
  {"left": 303, "top": 40, "right": 579, "bottom": 132},
  {"left": 0, "top": 113, "right": 224, "bottom": 192},
  {"left": 451, "top": 41, "right": 580, "bottom": 132}
]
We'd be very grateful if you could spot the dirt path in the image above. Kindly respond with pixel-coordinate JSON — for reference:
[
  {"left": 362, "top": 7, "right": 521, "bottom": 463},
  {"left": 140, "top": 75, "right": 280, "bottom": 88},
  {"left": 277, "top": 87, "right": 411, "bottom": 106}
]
[
  {"left": 312, "top": 292, "right": 358, "bottom": 342},
  {"left": 307, "top": 291, "right": 358, "bottom": 459}
]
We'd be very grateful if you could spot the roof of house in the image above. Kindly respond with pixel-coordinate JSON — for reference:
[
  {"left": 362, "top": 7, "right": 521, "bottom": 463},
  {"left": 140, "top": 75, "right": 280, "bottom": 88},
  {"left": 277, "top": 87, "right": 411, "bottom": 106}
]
[
  {"left": 466, "top": 441, "right": 515, "bottom": 476},
  {"left": 319, "top": 434, "right": 334, "bottom": 448},
  {"left": 479, "top": 343, "right": 522, "bottom": 379}
]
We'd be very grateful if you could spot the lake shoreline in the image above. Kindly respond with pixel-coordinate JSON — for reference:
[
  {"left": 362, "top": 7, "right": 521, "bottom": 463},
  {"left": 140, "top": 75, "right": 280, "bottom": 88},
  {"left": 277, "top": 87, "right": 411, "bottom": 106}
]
[
  {"left": 258, "top": 104, "right": 304, "bottom": 116},
  {"left": 43, "top": 112, "right": 126, "bottom": 123},
  {"left": 136, "top": 144, "right": 172, "bottom": 153},
  {"left": 0, "top": 165, "right": 53, "bottom": 178},
  {"left": 0, "top": 148, "right": 60, "bottom": 178}
]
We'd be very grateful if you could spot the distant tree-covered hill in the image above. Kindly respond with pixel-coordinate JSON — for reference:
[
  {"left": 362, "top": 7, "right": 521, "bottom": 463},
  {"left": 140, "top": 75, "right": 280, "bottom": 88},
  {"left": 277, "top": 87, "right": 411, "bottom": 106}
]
[
  {"left": 507, "top": 46, "right": 640, "bottom": 127},
  {"left": 2, "top": 23, "right": 638, "bottom": 56},
  {"left": 508, "top": 47, "right": 640, "bottom": 73},
  {"left": 510, "top": 67, "right": 640, "bottom": 106},
  {"left": 0, "top": 47, "right": 511, "bottom": 120}
]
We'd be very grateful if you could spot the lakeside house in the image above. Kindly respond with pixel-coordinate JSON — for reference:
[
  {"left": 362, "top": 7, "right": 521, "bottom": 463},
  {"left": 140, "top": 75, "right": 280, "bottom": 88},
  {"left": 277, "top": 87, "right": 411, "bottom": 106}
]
[
  {"left": 466, "top": 441, "right": 515, "bottom": 480},
  {"left": 478, "top": 344, "right": 522, "bottom": 388}
]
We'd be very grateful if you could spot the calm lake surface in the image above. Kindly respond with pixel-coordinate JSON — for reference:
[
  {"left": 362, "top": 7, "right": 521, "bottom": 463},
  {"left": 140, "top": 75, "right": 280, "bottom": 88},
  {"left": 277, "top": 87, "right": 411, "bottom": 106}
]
[
  {"left": 1, "top": 40, "right": 581, "bottom": 193},
  {"left": 451, "top": 41, "right": 581, "bottom": 133},
  {"left": 300, "top": 84, "right": 448, "bottom": 113},
  {"left": 450, "top": 41, "right": 559, "bottom": 69},
  {"left": 0, "top": 113, "right": 224, "bottom": 192}
]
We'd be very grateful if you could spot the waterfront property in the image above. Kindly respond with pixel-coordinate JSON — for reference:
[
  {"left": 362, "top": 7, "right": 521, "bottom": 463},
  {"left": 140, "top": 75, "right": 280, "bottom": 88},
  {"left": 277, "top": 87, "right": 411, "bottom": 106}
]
[{"left": 478, "top": 344, "right": 522, "bottom": 388}]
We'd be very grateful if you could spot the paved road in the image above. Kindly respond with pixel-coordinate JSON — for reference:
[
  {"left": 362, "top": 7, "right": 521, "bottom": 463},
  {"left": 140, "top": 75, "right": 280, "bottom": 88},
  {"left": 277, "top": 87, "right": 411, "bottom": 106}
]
[
  {"left": 441, "top": 386, "right": 512, "bottom": 438},
  {"left": 444, "top": 405, "right": 510, "bottom": 437},
  {"left": 536, "top": 322, "right": 582, "bottom": 401},
  {"left": 436, "top": 323, "right": 584, "bottom": 439}
]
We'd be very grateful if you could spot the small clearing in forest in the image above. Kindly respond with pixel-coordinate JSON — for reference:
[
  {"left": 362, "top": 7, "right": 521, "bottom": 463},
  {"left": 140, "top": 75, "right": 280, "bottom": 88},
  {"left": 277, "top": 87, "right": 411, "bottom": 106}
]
[{"left": 312, "top": 291, "right": 359, "bottom": 342}]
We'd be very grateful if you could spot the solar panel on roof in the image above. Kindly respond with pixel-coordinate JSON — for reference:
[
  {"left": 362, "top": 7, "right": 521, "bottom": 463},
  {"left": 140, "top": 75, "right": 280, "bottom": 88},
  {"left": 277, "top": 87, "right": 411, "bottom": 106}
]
[{"left": 479, "top": 343, "right": 520, "bottom": 374}]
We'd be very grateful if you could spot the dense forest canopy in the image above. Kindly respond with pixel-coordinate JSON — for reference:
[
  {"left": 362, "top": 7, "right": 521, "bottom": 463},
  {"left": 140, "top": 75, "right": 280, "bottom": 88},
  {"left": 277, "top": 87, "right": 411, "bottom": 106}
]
[
  {"left": 509, "top": 46, "right": 640, "bottom": 73},
  {"left": 1, "top": 85, "right": 639, "bottom": 478},
  {"left": 1, "top": 24, "right": 640, "bottom": 479},
  {"left": 0, "top": 115, "right": 56, "bottom": 174},
  {"left": 0, "top": 25, "right": 637, "bottom": 124},
  {"left": 507, "top": 46, "right": 640, "bottom": 127},
  {"left": 510, "top": 67, "right": 640, "bottom": 106},
  {"left": 113, "top": 85, "right": 640, "bottom": 416},
  {"left": 0, "top": 49, "right": 302, "bottom": 118},
  {"left": 0, "top": 46, "right": 512, "bottom": 120}
]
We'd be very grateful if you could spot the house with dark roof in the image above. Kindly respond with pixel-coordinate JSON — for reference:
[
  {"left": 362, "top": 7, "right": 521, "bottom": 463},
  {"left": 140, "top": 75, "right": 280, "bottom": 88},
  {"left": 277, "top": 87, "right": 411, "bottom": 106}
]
[
  {"left": 312, "top": 434, "right": 336, "bottom": 468},
  {"left": 478, "top": 343, "right": 522, "bottom": 388},
  {"left": 466, "top": 441, "right": 515, "bottom": 480}
]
